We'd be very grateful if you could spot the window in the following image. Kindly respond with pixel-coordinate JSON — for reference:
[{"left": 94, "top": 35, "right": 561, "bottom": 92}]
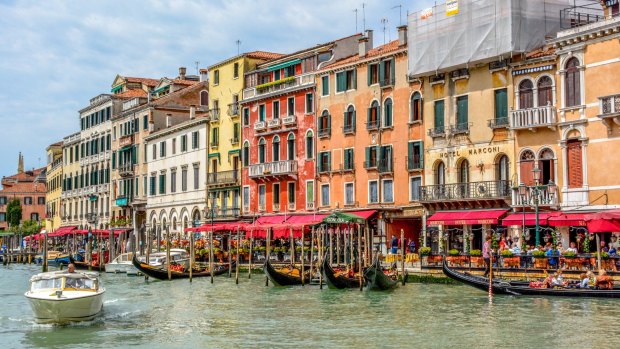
[
  {"left": 368, "top": 63, "right": 379, "bottom": 85},
  {"left": 193, "top": 165, "right": 200, "bottom": 190},
  {"left": 24, "top": 197, "right": 33, "bottom": 205},
  {"left": 233, "top": 62, "right": 239, "bottom": 79},
  {"left": 409, "top": 177, "right": 422, "bottom": 201},
  {"left": 287, "top": 133, "right": 295, "bottom": 160},
  {"left": 344, "top": 148, "right": 354, "bottom": 170},
  {"left": 379, "top": 145, "right": 393, "bottom": 173},
  {"left": 0, "top": 197, "right": 6, "bottom": 205},
  {"left": 565, "top": 58, "right": 581, "bottom": 107},
  {"left": 259, "top": 104, "right": 266, "bottom": 122},
  {"left": 170, "top": 170, "right": 177, "bottom": 193},
  {"left": 211, "top": 128, "right": 219, "bottom": 147},
  {"left": 305, "top": 93, "right": 314, "bottom": 113},
  {"left": 243, "top": 141, "right": 250, "bottom": 166},
  {"left": 159, "top": 173, "right": 166, "bottom": 194},
  {"left": 519, "top": 150, "right": 536, "bottom": 186},
  {"left": 243, "top": 186, "right": 250, "bottom": 212},
  {"left": 336, "top": 69, "right": 356, "bottom": 92},
  {"left": 38, "top": 197, "right": 45, "bottom": 205},
  {"left": 0, "top": 213, "right": 5, "bottom": 222},
  {"left": 272, "top": 136, "right": 280, "bottom": 162},
  {"left": 345, "top": 182, "right": 354, "bottom": 205},
  {"left": 213, "top": 70, "right": 219, "bottom": 85},
  {"left": 233, "top": 123, "right": 240, "bottom": 143},
  {"left": 272, "top": 101, "right": 280, "bottom": 119},
  {"left": 172, "top": 138, "right": 176, "bottom": 155},
  {"left": 539, "top": 148, "right": 555, "bottom": 185},
  {"left": 367, "top": 101, "right": 380, "bottom": 129},
  {"left": 181, "top": 135, "right": 188, "bottom": 152},
  {"left": 456, "top": 95, "right": 468, "bottom": 130},
  {"left": 344, "top": 106, "right": 355, "bottom": 133},
  {"left": 434, "top": 100, "right": 445, "bottom": 133},
  {"left": 31, "top": 213, "right": 39, "bottom": 221},
  {"left": 273, "top": 183, "right": 280, "bottom": 208},
  {"left": 258, "top": 184, "right": 266, "bottom": 210},
  {"left": 200, "top": 90, "right": 208, "bottom": 107},
  {"left": 383, "top": 98, "right": 393, "bottom": 127},
  {"left": 258, "top": 138, "right": 266, "bottom": 164},
  {"left": 368, "top": 181, "right": 378, "bottom": 203},
  {"left": 321, "top": 76, "right": 329, "bottom": 96},
  {"left": 305, "top": 130, "right": 314, "bottom": 159},
  {"left": 496, "top": 155, "right": 510, "bottom": 182},
  {"left": 318, "top": 151, "right": 331, "bottom": 173},
  {"left": 152, "top": 144, "right": 157, "bottom": 160},
  {"left": 382, "top": 179, "right": 394, "bottom": 203},
  {"left": 243, "top": 108, "right": 250, "bottom": 126},
  {"left": 538, "top": 76, "right": 553, "bottom": 107},
  {"left": 321, "top": 184, "right": 330, "bottom": 207},
  {"left": 143, "top": 175, "right": 147, "bottom": 196},
  {"left": 380, "top": 58, "right": 394, "bottom": 86},
  {"left": 458, "top": 159, "right": 469, "bottom": 183},
  {"left": 407, "top": 141, "right": 424, "bottom": 170},
  {"left": 365, "top": 146, "right": 378, "bottom": 168},
  {"left": 287, "top": 182, "right": 295, "bottom": 206},
  {"left": 519, "top": 80, "right": 534, "bottom": 109},
  {"left": 318, "top": 111, "right": 331, "bottom": 137},
  {"left": 182, "top": 167, "right": 188, "bottom": 191},
  {"left": 435, "top": 161, "right": 446, "bottom": 185},
  {"left": 192, "top": 131, "right": 199, "bottom": 149},
  {"left": 160, "top": 141, "right": 166, "bottom": 157},
  {"left": 410, "top": 92, "right": 422, "bottom": 122},
  {"left": 494, "top": 89, "right": 508, "bottom": 124},
  {"left": 287, "top": 97, "right": 295, "bottom": 116}
]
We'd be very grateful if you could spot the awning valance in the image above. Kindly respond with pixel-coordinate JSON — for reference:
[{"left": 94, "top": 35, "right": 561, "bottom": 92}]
[
  {"left": 548, "top": 212, "right": 588, "bottom": 227},
  {"left": 267, "top": 59, "right": 301, "bottom": 72},
  {"left": 428, "top": 209, "right": 509, "bottom": 226},
  {"left": 501, "top": 212, "right": 557, "bottom": 226}
]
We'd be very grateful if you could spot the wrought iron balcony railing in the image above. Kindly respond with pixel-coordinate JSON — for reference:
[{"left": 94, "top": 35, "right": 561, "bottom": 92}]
[
  {"left": 419, "top": 180, "right": 512, "bottom": 202},
  {"left": 206, "top": 170, "right": 240, "bottom": 186}
]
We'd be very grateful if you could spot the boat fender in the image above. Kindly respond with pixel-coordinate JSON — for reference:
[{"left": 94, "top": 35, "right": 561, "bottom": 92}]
[{"left": 55, "top": 290, "right": 63, "bottom": 298}]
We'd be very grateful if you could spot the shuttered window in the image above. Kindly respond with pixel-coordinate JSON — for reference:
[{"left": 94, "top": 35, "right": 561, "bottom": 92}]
[
  {"left": 519, "top": 80, "right": 534, "bottom": 109},
  {"left": 537, "top": 76, "right": 553, "bottom": 107},
  {"left": 434, "top": 100, "right": 445, "bottom": 130},
  {"left": 321, "top": 76, "right": 329, "bottom": 96},
  {"left": 456, "top": 95, "right": 468, "bottom": 126},
  {"left": 407, "top": 141, "right": 424, "bottom": 170},
  {"left": 565, "top": 58, "right": 581, "bottom": 107},
  {"left": 567, "top": 140, "right": 583, "bottom": 188},
  {"left": 494, "top": 89, "right": 508, "bottom": 120}
]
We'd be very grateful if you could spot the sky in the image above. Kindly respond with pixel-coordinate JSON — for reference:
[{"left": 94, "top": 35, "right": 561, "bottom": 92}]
[{"left": 0, "top": 0, "right": 434, "bottom": 178}]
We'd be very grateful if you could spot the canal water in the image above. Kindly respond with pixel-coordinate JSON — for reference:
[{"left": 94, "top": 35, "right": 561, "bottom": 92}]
[{"left": 2, "top": 264, "right": 619, "bottom": 349}]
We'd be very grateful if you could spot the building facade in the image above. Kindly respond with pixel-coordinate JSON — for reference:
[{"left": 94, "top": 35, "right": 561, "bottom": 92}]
[
  {"left": 60, "top": 132, "right": 81, "bottom": 228},
  {"left": 0, "top": 155, "right": 46, "bottom": 230},
  {"left": 240, "top": 34, "right": 362, "bottom": 217},
  {"left": 45, "top": 142, "right": 63, "bottom": 232}
]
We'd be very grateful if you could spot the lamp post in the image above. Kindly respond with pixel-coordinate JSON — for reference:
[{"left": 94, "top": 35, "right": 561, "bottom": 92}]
[
  {"left": 145, "top": 222, "right": 151, "bottom": 260},
  {"left": 519, "top": 168, "right": 557, "bottom": 248}
]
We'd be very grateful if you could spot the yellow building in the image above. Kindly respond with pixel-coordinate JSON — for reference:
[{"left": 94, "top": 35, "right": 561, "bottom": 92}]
[
  {"left": 60, "top": 132, "right": 82, "bottom": 228},
  {"left": 45, "top": 142, "right": 63, "bottom": 232},
  {"left": 204, "top": 51, "right": 281, "bottom": 220}
]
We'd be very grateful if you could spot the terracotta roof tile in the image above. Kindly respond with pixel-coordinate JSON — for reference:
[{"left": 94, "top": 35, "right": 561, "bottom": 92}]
[
  {"left": 526, "top": 45, "right": 556, "bottom": 59},
  {"left": 246, "top": 51, "right": 285, "bottom": 60},
  {"left": 124, "top": 77, "right": 160, "bottom": 87},
  {"left": 323, "top": 40, "right": 403, "bottom": 70},
  {"left": 116, "top": 89, "right": 148, "bottom": 98},
  {"left": 172, "top": 79, "right": 198, "bottom": 86}
]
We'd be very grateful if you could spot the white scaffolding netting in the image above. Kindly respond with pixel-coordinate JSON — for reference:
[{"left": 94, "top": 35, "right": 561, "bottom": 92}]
[{"left": 408, "top": 0, "right": 579, "bottom": 77}]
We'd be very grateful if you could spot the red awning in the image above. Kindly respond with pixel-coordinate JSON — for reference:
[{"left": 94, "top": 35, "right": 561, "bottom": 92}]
[
  {"left": 548, "top": 212, "right": 588, "bottom": 227},
  {"left": 285, "top": 214, "right": 329, "bottom": 226},
  {"left": 428, "top": 209, "right": 509, "bottom": 226},
  {"left": 501, "top": 212, "right": 558, "bottom": 226},
  {"left": 255, "top": 215, "right": 289, "bottom": 225},
  {"left": 584, "top": 209, "right": 620, "bottom": 233},
  {"left": 350, "top": 210, "right": 377, "bottom": 220},
  {"left": 48, "top": 226, "right": 77, "bottom": 237}
]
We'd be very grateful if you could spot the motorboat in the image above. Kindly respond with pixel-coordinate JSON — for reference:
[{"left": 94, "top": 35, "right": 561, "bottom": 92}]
[
  {"left": 137, "top": 249, "right": 190, "bottom": 268},
  {"left": 24, "top": 270, "right": 105, "bottom": 323},
  {"left": 104, "top": 252, "right": 135, "bottom": 274}
]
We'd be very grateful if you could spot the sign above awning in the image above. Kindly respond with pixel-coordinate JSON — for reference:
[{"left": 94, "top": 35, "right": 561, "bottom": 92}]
[{"left": 501, "top": 212, "right": 558, "bottom": 226}]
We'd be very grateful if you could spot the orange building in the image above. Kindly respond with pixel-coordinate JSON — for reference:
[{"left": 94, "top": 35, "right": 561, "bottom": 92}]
[{"left": 316, "top": 27, "right": 424, "bottom": 249}]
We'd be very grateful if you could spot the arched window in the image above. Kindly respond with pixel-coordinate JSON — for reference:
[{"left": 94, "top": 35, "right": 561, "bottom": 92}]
[
  {"left": 537, "top": 76, "right": 553, "bottom": 107},
  {"left": 272, "top": 135, "right": 280, "bottom": 162},
  {"left": 458, "top": 159, "right": 469, "bottom": 183},
  {"left": 567, "top": 139, "right": 583, "bottom": 189},
  {"left": 318, "top": 110, "right": 330, "bottom": 137},
  {"left": 539, "top": 148, "right": 555, "bottom": 185},
  {"left": 367, "top": 101, "right": 380, "bottom": 129},
  {"left": 519, "top": 150, "right": 536, "bottom": 185},
  {"left": 496, "top": 155, "right": 510, "bottom": 181},
  {"left": 258, "top": 138, "right": 266, "bottom": 164},
  {"left": 287, "top": 133, "right": 295, "bottom": 161},
  {"left": 519, "top": 79, "right": 534, "bottom": 109},
  {"left": 200, "top": 90, "right": 208, "bottom": 107},
  {"left": 242, "top": 141, "right": 250, "bottom": 166},
  {"left": 410, "top": 92, "right": 422, "bottom": 122},
  {"left": 565, "top": 57, "right": 581, "bottom": 107},
  {"left": 435, "top": 161, "right": 445, "bottom": 185},
  {"left": 383, "top": 98, "right": 393, "bottom": 127},
  {"left": 344, "top": 105, "right": 355, "bottom": 133},
  {"left": 305, "top": 130, "right": 314, "bottom": 160}
]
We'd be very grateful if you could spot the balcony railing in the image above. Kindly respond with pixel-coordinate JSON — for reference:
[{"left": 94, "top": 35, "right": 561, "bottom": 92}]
[
  {"left": 407, "top": 156, "right": 423, "bottom": 171},
  {"left": 254, "top": 121, "right": 266, "bottom": 131},
  {"left": 428, "top": 127, "right": 446, "bottom": 137},
  {"left": 227, "top": 103, "right": 239, "bottom": 116},
  {"left": 343, "top": 124, "right": 355, "bottom": 134},
  {"left": 510, "top": 105, "right": 557, "bottom": 130},
  {"left": 318, "top": 128, "right": 330, "bottom": 138},
  {"left": 419, "top": 180, "right": 512, "bottom": 202},
  {"left": 118, "top": 163, "right": 134, "bottom": 177},
  {"left": 377, "top": 159, "right": 393, "bottom": 174},
  {"left": 511, "top": 185, "right": 559, "bottom": 207},
  {"left": 379, "top": 77, "right": 395, "bottom": 88},
  {"left": 599, "top": 94, "right": 620, "bottom": 116},
  {"left": 364, "top": 160, "right": 377, "bottom": 170},
  {"left": 249, "top": 160, "right": 298, "bottom": 178},
  {"left": 366, "top": 120, "right": 379, "bottom": 130},
  {"left": 215, "top": 207, "right": 240, "bottom": 218},
  {"left": 488, "top": 117, "right": 509, "bottom": 129},
  {"left": 119, "top": 134, "right": 134, "bottom": 147},
  {"left": 209, "top": 108, "right": 220, "bottom": 122},
  {"left": 282, "top": 115, "right": 296, "bottom": 126},
  {"left": 450, "top": 122, "right": 471, "bottom": 135},
  {"left": 206, "top": 170, "right": 240, "bottom": 186},
  {"left": 560, "top": 6, "right": 606, "bottom": 29},
  {"left": 267, "top": 118, "right": 281, "bottom": 128},
  {"left": 242, "top": 73, "right": 315, "bottom": 101},
  {"left": 230, "top": 137, "right": 240, "bottom": 145}
]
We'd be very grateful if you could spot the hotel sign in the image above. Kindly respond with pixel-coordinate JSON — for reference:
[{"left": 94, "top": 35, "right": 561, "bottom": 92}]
[
  {"left": 438, "top": 146, "right": 500, "bottom": 159},
  {"left": 512, "top": 65, "right": 555, "bottom": 76},
  {"left": 446, "top": 0, "right": 459, "bottom": 16}
]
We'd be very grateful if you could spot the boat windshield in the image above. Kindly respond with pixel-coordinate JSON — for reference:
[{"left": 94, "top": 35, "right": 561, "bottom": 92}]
[
  {"left": 31, "top": 278, "right": 62, "bottom": 291},
  {"left": 63, "top": 277, "right": 98, "bottom": 291}
]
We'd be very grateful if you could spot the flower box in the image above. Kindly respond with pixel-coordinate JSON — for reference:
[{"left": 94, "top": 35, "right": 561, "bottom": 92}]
[
  {"left": 534, "top": 258, "right": 548, "bottom": 269},
  {"left": 470, "top": 256, "right": 485, "bottom": 267},
  {"left": 446, "top": 255, "right": 468, "bottom": 267},
  {"left": 426, "top": 255, "right": 443, "bottom": 265},
  {"left": 502, "top": 256, "right": 520, "bottom": 268}
]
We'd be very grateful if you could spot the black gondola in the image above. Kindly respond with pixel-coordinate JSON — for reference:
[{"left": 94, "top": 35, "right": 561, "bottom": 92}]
[
  {"left": 321, "top": 258, "right": 365, "bottom": 289},
  {"left": 69, "top": 255, "right": 106, "bottom": 272},
  {"left": 263, "top": 259, "right": 310, "bottom": 286},
  {"left": 131, "top": 254, "right": 232, "bottom": 280},
  {"left": 363, "top": 257, "right": 399, "bottom": 291},
  {"left": 442, "top": 261, "right": 620, "bottom": 298}
]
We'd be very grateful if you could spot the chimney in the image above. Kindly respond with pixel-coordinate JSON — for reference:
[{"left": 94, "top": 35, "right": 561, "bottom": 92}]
[
  {"left": 148, "top": 111, "right": 155, "bottom": 132},
  {"left": 178, "top": 67, "right": 187, "bottom": 80},
  {"left": 166, "top": 114, "right": 172, "bottom": 127},
  {"left": 359, "top": 37, "right": 369, "bottom": 57},
  {"left": 397, "top": 25, "right": 407, "bottom": 46},
  {"left": 189, "top": 105, "right": 196, "bottom": 120}
]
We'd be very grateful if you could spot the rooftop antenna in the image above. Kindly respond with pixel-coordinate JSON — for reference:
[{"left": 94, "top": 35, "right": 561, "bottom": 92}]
[
  {"left": 236, "top": 40, "right": 241, "bottom": 55},
  {"left": 381, "top": 18, "right": 388, "bottom": 44},
  {"left": 195, "top": 61, "right": 200, "bottom": 75},
  {"left": 354, "top": 8, "right": 358, "bottom": 32},
  {"left": 362, "top": 3, "right": 366, "bottom": 32},
  {"left": 392, "top": 4, "right": 403, "bottom": 26}
]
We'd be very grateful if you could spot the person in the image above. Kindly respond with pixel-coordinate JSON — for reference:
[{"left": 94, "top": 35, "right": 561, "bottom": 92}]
[
  {"left": 579, "top": 271, "right": 593, "bottom": 289},
  {"left": 546, "top": 246, "right": 560, "bottom": 268},
  {"left": 541, "top": 272, "right": 554, "bottom": 289},
  {"left": 601, "top": 241, "right": 609, "bottom": 253},
  {"left": 408, "top": 239, "right": 416, "bottom": 254},
  {"left": 564, "top": 242, "right": 578, "bottom": 254},
  {"left": 511, "top": 243, "right": 521, "bottom": 255},
  {"left": 499, "top": 237, "right": 507, "bottom": 251},
  {"left": 552, "top": 269, "right": 568, "bottom": 287},
  {"left": 483, "top": 236, "right": 492, "bottom": 277},
  {"left": 390, "top": 235, "right": 398, "bottom": 254},
  {"left": 506, "top": 236, "right": 513, "bottom": 249},
  {"left": 595, "top": 269, "right": 614, "bottom": 290},
  {"left": 64, "top": 263, "right": 83, "bottom": 288},
  {"left": 610, "top": 245, "right": 618, "bottom": 257},
  {"left": 67, "top": 263, "right": 75, "bottom": 273}
]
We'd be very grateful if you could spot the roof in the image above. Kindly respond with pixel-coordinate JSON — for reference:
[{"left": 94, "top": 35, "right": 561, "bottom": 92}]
[
  {"left": 124, "top": 77, "right": 159, "bottom": 87},
  {"left": 323, "top": 40, "right": 403, "bottom": 70},
  {"left": 525, "top": 45, "right": 556, "bottom": 59},
  {"left": 171, "top": 79, "right": 198, "bottom": 86},
  {"left": 246, "top": 51, "right": 285, "bottom": 60},
  {"left": 116, "top": 89, "right": 148, "bottom": 98},
  {"left": 151, "top": 80, "right": 208, "bottom": 106}
]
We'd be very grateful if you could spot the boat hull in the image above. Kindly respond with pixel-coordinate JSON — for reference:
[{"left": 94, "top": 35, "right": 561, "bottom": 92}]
[
  {"left": 25, "top": 290, "right": 105, "bottom": 323},
  {"left": 363, "top": 258, "right": 399, "bottom": 291},
  {"left": 321, "top": 258, "right": 365, "bottom": 289},
  {"left": 104, "top": 262, "right": 134, "bottom": 274},
  {"left": 131, "top": 255, "right": 231, "bottom": 280},
  {"left": 263, "top": 260, "right": 308, "bottom": 286}
]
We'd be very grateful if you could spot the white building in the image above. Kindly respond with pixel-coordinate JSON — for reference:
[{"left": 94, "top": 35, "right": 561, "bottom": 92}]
[{"left": 145, "top": 116, "right": 208, "bottom": 239}]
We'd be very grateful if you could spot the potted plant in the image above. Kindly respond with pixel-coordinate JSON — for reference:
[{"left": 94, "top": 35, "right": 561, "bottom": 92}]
[
  {"left": 448, "top": 249, "right": 460, "bottom": 256},
  {"left": 500, "top": 250, "right": 514, "bottom": 258},
  {"left": 419, "top": 247, "right": 431, "bottom": 256},
  {"left": 532, "top": 250, "right": 548, "bottom": 269},
  {"left": 593, "top": 251, "right": 610, "bottom": 260},
  {"left": 469, "top": 249, "right": 484, "bottom": 267},
  {"left": 532, "top": 250, "right": 546, "bottom": 258},
  {"left": 563, "top": 251, "right": 577, "bottom": 259}
]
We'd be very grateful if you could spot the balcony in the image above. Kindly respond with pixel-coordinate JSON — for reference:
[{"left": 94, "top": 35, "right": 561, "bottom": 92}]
[
  {"left": 419, "top": 180, "right": 512, "bottom": 203},
  {"left": 560, "top": 6, "right": 606, "bottom": 30},
  {"left": 209, "top": 108, "right": 220, "bottom": 122},
  {"left": 254, "top": 121, "right": 266, "bottom": 131},
  {"left": 288, "top": 202, "right": 296, "bottom": 211},
  {"left": 227, "top": 103, "right": 239, "bottom": 117},
  {"left": 215, "top": 207, "right": 240, "bottom": 218},
  {"left": 343, "top": 124, "right": 355, "bottom": 135},
  {"left": 428, "top": 127, "right": 445, "bottom": 138},
  {"left": 509, "top": 105, "right": 557, "bottom": 131},
  {"left": 488, "top": 117, "right": 509, "bottom": 130},
  {"left": 206, "top": 170, "right": 240, "bottom": 186},
  {"left": 366, "top": 120, "right": 379, "bottom": 131},
  {"left": 119, "top": 134, "right": 134, "bottom": 148},
  {"left": 450, "top": 122, "right": 471, "bottom": 135},
  {"left": 267, "top": 118, "right": 281, "bottom": 128},
  {"left": 282, "top": 115, "right": 296, "bottom": 126},
  {"left": 98, "top": 184, "right": 109, "bottom": 193},
  {"left": 242, "top": 73, "right": 315, "bottom": 101},
  {"left": 273, "top": 203, "right": 280, "bottom": 212},
  {"left": 598, "top": 94, "right": 620, "bottom": 133},
  {"left": 511, "top": 185, "right": 559, "bottom": 207},
  {"left": 364, "top": 160, "right": 377, "bottom": 170},
  {"left": 377, "top": 159, "right": 393, "bottom": 174},
  {"left": 318, "top": 128, "right": 331, "bottom": 138},
  {"left": 230, "top": 137, "right": 240, "bottom": 145},
  {"left": 407, "top": 156, "right": 423, "bottom": 171},
  {"left": 379, "top": 77, "right": 395, "bottom": 88},
  {"left": 249, "top": 160, "right": 297, "bottom": 179},
  {"left": 118, "top": 163, "right": 134, "bottom": 177}
]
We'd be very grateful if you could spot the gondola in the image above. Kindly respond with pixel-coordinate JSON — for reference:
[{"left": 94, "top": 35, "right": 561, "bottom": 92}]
[
  {"left": 321, "top": 258, "right": 365, "bottom": 289},
  {"left": 363, "top": 257, "right": 399, "bottom": 291},
  {"left": 131, "top": 254, "right": 232, "bottom": 280},
  {"left": 263, "top": 259, "right": 310, "bottom": 286},
  {"left": 442, "top": 260, "right": 620, "bottom": 298},
  {"left": 69, "top": 255, "right": 106, "bottom": 272}
]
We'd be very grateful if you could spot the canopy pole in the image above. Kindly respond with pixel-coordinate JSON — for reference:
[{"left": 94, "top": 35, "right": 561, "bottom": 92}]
[
  {"left": 350, "top": 226, "right": 354, "bottom": 269},
  {"left": 289, "top": 227, "right": 294, "bottom": 267},
  {"left": 358, "top": 224, "right": 363, "bottom": 291},
  {"left": 146, "top": 228, "right": 151, "bottom": 266},
  {"left": 209, "top": 231, "right": 214, "bottom": 284},
  {"left": 318, "top": 227, "right": 324, "bottom": 290},
  {"left": 265, "top": 228, "right": 271, "bottom": 286},
  {"left": 596, "top": 233, "right": 602, "bottom": 271},
  {"left": 228, "top": 232, "right": 232, "bottom": 278},
  {"left": 310, "top": 226, "right": 315, "bottom": 283},
  {"left": 401, "top": 229, "right": 406, "bottom": 286},
  {"left": 248, "top": 230, "right": 253, "bottom": 279},
  {"left": 166, "top": 227, "right": 171, "bottom": 281},
  {"left": 301, "top": 225, "right": 305, "bottom": 286},
  {"left": 364, "top": 225, "right": 370, "bottom": 268},
  {"left": 42, "top": 232, "right": 48, "bottom": 273},
  {"left": 189, "top": 229, "right": 194, "bottom": 283},
  {"left": 343, "top": 227, "right": 348, "bottom": 267},
  {"left": 235, "top": 227, "right": 240, "bottom": 284},
  {"left": 336, "top": 226, "right": 341, "bottom": 266},
  {"left": 329, "top": 228, "right": 334, "bottom": 266},
  {"left": 109, "top": 229, "right": 114, "bottom": 266},
  {"left": 98, "top": 233, "right": 103, "bottom": 272}
]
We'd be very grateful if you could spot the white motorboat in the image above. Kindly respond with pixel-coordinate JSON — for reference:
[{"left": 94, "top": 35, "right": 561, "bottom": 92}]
[
  {"left": 24, "top": 271, "right": 105, "bottom": 323},
  {"left": 104, "top": 252, "right": 135, "bottom": 274},
  {"left": 128, "top": 249, "right": 190, "bottom": 275}
]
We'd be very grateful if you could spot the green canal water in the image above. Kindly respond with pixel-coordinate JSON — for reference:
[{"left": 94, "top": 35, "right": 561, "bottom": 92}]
[{"left": 2, "top": 263, "right": 619, "bottom": 349}]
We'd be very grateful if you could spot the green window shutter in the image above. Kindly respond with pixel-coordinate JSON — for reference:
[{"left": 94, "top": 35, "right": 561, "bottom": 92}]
[
  {"left": 495, "top": 89, "right": 508, "bottom": 119},
  {"left": 367, "top": 107, "right": 371, "bottom": 123},
  {"left": 343, "top": 111, "right": 347, "bottom": 127},
  {"left": 434, "top": 101, "right": 444, "bottom": 129},
  {"left": 327, "top": 114, "right": 331, "bottom": 132},
  {"left": 344, "top": 149, "right": 350, "bottom": 169},
  {"left": 322, "top": 76, "right": 329, "bottom": 95},
  {"left": 112, "top": 152, "right": 116, "bottom": 169},
  {"left": 379, "top": 61, "right": 385, "bottom": 84},
  {"left": 365, "top": 147, "right": 370, "bottom": 166},
  {"left": 327, "top": 152, "right": 331, "bottom": 171},
  {"left": 457, "top": 96, "right": 468, "bottom": 125},
  {"left": 390, "top": 58, "right": 395, "bottom": 83},
  {"left": 132, "top": 146, "right": 137, "bottom": 164},
  {"left": 352, "top": 110, "right": 356, "bottom": 128},
  {"left": 419, "top": 141, "right": 424, "bottom": 169},
  {"left": 407, "top": 142, "right": 414, "bottom": 170},
  {"left": 367, "top": 65, "right": 372, "bottom": 86},
  {"left": 376, "top": 105, "right": 381, "bottom": 127},
  {"left": 353, "top": 69, "right": 357, "bottom": 89}
]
